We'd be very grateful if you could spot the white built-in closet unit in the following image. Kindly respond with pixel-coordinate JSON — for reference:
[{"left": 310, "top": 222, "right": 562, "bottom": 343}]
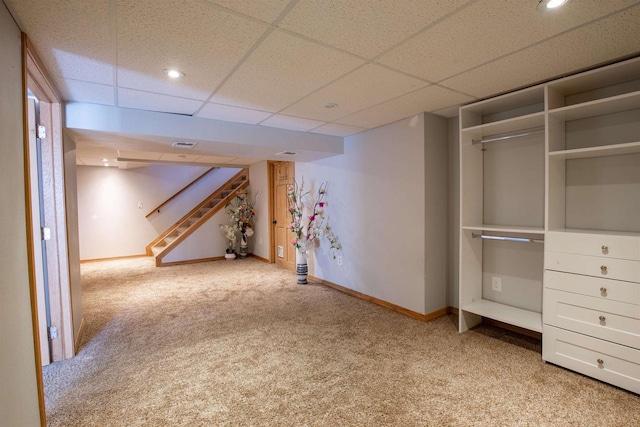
[{"left": 458, "top": 56, "right": 640, "bottom": 394}]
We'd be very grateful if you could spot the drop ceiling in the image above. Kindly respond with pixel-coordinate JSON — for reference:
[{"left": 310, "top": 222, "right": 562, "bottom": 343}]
[{"left": 6, "top": 0, "right": 640, "bottom": 167}]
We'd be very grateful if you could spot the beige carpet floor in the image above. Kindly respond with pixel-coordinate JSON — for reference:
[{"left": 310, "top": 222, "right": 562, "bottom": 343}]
[{"left": 43, "top": 257, "right": 639, "bottom": 426}]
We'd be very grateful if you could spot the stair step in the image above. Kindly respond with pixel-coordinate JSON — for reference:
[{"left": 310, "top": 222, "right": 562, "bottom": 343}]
[{"left": 151, "top": 246, "right": 163, "bottom": 256}]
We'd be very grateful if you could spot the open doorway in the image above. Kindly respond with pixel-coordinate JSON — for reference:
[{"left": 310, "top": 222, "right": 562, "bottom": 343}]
[{"left": 23, "top": 34, "right": 83, "bottom": 405}]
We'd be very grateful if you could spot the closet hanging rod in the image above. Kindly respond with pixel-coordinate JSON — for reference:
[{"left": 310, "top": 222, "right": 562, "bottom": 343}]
[
  {"left": 472, "top": 126, "right": 544, "bottom": 145},
  {"left": 472, "top": 233, "right": 544, "bottom": 244}
]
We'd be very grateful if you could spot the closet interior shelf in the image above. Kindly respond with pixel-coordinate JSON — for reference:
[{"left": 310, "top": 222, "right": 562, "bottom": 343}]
[
  {"left": 471, "top": 126, "right": 544, "bottom": 145},
  {"left": 472, "top": 233, "right": 544, "bottom": 244}
]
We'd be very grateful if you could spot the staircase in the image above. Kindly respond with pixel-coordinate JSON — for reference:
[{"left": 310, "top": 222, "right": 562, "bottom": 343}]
[{"left": 146, "top": 168, "right": 249, "bottom": 267}]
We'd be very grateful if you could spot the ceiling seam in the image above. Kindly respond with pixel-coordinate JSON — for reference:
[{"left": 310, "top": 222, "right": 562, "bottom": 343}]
[
  {"left": 191, "top": 0, "right": 302, "bottom": 117},
  {"left": 435, "top": 2, "right": 640, "bottom": 87},
  {"left": 369, "top": 0, "right": 480, "bottom": 64},
  {"left": 251, "top": 2, "right": 483, "bottom": 127}
]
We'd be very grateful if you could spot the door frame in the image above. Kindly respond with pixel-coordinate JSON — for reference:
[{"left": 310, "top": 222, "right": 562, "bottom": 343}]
[
  {"left": 22, "top": 34, "right": 78, "bottom": 425},
  {"left": 268, "top": 161, "right": 295, "bottom": 269}
]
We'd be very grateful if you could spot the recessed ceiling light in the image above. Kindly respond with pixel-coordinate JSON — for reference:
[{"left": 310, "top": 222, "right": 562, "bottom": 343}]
[
  {"left": 104, "top": 163, "right": 109, "bottom": 167},
  {"left": 538, "top": 0, "right": 569, "bottom": 10},
  {"left": 101, "top": 158, "right": 108, "bottom": 162},
  {"left": 324, "top": 103, "right": 339, "bottom": 109},
  {"left": 164, "top": 68, "right": 184, "bottom": 79}
]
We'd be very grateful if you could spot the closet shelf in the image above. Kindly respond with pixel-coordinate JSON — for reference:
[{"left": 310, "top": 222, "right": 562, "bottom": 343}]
[
  {"left": 462, "top": 224, "right": 545, "bottom": 235},
  {"left": 549, "top": 141, "right": 640, "bottom": 160},
  {"left": 548, "top": 90, "right": 640, "bottom": 122},
  {"left": 461, "top": 112, "right": 545, "bottom": 140},
  {"left": 461, "top": 299, "right": 542, "bottom": 333}
]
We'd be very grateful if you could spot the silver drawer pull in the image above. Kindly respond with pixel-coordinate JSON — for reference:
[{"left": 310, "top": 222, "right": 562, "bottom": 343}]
[
  {"left": 599, "top": 287, "right": 607, "bottom": 296},
  {"left": 600, "top": 265, "right": 607, "bottom": 274},
  {"left": 599, "top": 315, "right": 606, "bottom": 322},
  {"left": 601, "top": 245, "right": 609, "bottom": 254},
  {"left": 597, "top": 358, "right": 604, "bottom": 366}
]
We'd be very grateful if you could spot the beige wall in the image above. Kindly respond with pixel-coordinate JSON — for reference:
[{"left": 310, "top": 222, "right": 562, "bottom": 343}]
[
  {"left": 64, "top": 138, "right": 83, "bottom": 343},
  {"left": 295, "top": 114, "right": 431, "bottom": 314},
  {"left": 0, "top": 1, "right": 42, "bottom": 425}
]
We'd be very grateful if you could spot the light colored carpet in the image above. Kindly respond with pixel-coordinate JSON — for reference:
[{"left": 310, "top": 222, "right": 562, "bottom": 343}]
[{"left": 43, "top": 257, "right": 639, "bottom": 426}]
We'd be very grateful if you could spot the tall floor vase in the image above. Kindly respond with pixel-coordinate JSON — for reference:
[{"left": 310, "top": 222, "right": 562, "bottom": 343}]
[
  {"left": 296, "top": 249, "right": 308, "bottom": 285},
  {"left": 239, "top": 232, "right": 248, "bottom": 259}
]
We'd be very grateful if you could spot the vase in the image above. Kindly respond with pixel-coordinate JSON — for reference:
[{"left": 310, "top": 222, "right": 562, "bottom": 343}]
[
  {"left": 224, "top": 252, "right": 236, "bottom": 260},
  {"left": 239, "top": 232, "right": 248, "bottom": 259},
  {"left": 296, "top": 249, "right": 308, "bottom": 285}
]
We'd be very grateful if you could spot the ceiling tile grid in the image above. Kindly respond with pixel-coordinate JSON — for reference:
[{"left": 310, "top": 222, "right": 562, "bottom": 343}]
[
  {"left": 260, "top": 114, "right": 327, "bottom": 132},
  {"left": 6, "top": 0, "right": 113, "bottom": 84},
  {"left": 8, "top": 0, "right": 640, "bottom": 166},
  {"left": 440, "top": 4, "right": 640, "bottom": 99},
  {"left": 278, "top": 0, "right": 471, "bottom": 59},
  {"left": 309, "top": 123, "right": 368, "bottom": 137},
  {"left": 281, "top": 63, "right": 428, "bottom": 122},
  {"left": 117, "top": 88, "right": 204, "bottom": 115},
  {"left": 55, "top": 78, "right": 116, "bottom": 106},
  {"left": 203, "top": 0, "right": 292, "bottom": 23},
  {"left": 211, "top": 29, "right": 365, "bottom": 112},
  {"left": 336, "top": 84, "right": 475, "bottom": 129},
  {"left": 196, "top": 102, "right": 273, "bottom": 125},
  {"left": 377, "top": 0, "right": 638, "bottom": 83},
  {"left": 116, "top": 0, "right": 269, "bottom": 100}
]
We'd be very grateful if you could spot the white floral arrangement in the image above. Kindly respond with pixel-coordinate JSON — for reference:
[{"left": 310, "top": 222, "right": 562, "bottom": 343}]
[
  {"left": 287, "top": 179, "right": 340, "bottom": 259},
  {"left": 219, "top": 223, "right": 239, "bottom": 253}
]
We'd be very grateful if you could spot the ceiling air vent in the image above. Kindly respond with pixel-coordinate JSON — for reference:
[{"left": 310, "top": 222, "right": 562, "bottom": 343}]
[
  {"left": 172, "top": 141, "right": 198, "bottom": 148},
  {"left": 276, "top": 151, "right": 297, "bottom": 156}
]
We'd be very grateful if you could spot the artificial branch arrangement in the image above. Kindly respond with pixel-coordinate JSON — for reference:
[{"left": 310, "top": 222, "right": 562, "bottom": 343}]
[{"left": 287, "top": 179, "right": 340, "bottom": 259}]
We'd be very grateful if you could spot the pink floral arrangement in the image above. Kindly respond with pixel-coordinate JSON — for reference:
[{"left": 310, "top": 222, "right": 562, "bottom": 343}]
[
  {"left": 225, "top": 189, "right": 256, "bottom": 236},
  {"left": 287, "top": 179, "right": 340, "bottom": 259}
]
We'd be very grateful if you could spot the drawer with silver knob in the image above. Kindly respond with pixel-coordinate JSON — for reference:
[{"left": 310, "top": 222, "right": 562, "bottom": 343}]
[
  {"left": 543, "top": 325, "right": 640, "bottom": 394},
  {"left": 545, "top": 252, "right": 640, "bottom": 283},
  {"left": 543, "top": 288, "right": 640, "bottom": 348},
  {"left": 544, "top": 270, "right": 640, "bottom": 304},
  {"left": 546, "top": 231, "right": 640, "bottom": 261}
]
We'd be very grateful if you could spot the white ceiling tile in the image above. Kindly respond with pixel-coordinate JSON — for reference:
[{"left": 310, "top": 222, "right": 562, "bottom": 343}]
[
  {"left": 378, "top": 0, "right": 638, "bottom": 82},
  {"left": 117, "top": 88, "right": 203, "bottom": 115},
  {"left": 336, "top": 85, "right": 474, "bottom": 129},
  {"left": 440, "top": 5, "right": 640, "bottom": 98},
  {"left": 196, "top": 103, "right": 273, "bottom": 125},
  {"left": 211, "top": 30, "right": 364, "bottom": 112},
  {"left": 55, "top": 78, "right": 115, "bottom": 105},
  {"left": 279, "top": 0, "right": 470, "bottom": 58},
  {"left": 116, "top": 0, "right": 269, "bottom": 100},
  {"left": 260, "top": 114, "right": 326, "bottom": 132},
  {"left": 6, "top": 0, "right": 113, "bottom": 84},
  {"left": 117, "top": 150, "right": 163, "bottom": 161},
  {"left": 310, "top": 123, "right": 367, "bottom": 137},
  {"left": 281, "top": 64, "right": 427, "bottom": 121},
  {"left": 194, "top": 155, "right": 237, "bottom": 164},
  {"left": 203, "top": 0, "right": 290, "bottom": 23}
]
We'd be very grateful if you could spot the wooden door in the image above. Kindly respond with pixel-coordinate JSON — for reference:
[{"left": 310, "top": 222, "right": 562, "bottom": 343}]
[{"left": 272, "top": 162, "right": 296, "bottom": 271}]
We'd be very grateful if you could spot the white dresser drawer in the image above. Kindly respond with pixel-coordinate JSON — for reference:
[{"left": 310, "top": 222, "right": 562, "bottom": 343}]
[
  {"left": 543, "top": 325, "right": 640, "bottom": 394},
  {"left": 544, "top": 288, "right": 640, "bottom": 349},
  {"left": 544, "top": 270, "right": 640, "bottom": 305},
  {"left": 546, "top": 231, "right": 640, "bottom": 261},
  {"left": 545, "top": 251, "right": 640, "bottom": 283}
]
